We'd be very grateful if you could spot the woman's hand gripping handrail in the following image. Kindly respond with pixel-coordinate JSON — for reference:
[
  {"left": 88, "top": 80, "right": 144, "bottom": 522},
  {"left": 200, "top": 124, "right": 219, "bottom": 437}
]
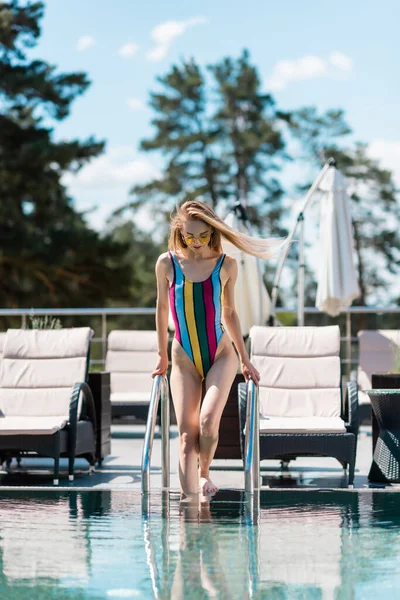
[
  {"left": 141, "top": 375, "right": 170, "bottom": 493},
  {"left": 244, "top": 379, "right": 260, "bottom": 493}
]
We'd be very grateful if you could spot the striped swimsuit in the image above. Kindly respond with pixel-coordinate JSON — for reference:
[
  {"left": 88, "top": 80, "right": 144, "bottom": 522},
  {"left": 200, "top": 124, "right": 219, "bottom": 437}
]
[{"left": 169, "top": 251, "right": 226, "bottom": 380}]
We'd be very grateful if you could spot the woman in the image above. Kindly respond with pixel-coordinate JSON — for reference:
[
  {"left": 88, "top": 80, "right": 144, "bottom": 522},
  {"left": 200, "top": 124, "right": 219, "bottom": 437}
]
[{"left": 152, "top": 199, "right": 279, "bottom": 497}]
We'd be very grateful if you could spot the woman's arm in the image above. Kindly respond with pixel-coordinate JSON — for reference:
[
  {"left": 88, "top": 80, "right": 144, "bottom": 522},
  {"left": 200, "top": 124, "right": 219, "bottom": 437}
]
[
  {"left": 152, "top": 253, "right": 170, "bottom": 377},
  {"left": 222, "top": 258, "right": 260, "bottom": 384}
]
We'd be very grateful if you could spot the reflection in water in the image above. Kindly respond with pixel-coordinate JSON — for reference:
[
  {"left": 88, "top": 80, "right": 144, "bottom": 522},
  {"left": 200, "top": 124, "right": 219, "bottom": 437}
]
[
  {"left": 0, "top": 490, "right": 399, "bottom": 598},
  {"left": 142, "top": 490, "right": 400, "bottom": 600},
  {"left": 0, "top": 494, "right": 88, "bottom": 583},
  {"left": 0, "top": 492, "right": 96, "bottom": 599},
  {"left": 169, "top": 497, "right": 233, "bottom": 599},
  {"left": 143, "top": 493, "right": 238, "bottom": 599}
]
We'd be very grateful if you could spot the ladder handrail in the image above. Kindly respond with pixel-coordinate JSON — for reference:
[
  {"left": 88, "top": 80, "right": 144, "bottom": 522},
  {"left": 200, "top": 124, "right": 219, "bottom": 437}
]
[
  {"left": 141, "top": 375, "right": 170, "bottom": 493},
  {"left": 244, "top": 380, "right": 260, "bottom": 493}
]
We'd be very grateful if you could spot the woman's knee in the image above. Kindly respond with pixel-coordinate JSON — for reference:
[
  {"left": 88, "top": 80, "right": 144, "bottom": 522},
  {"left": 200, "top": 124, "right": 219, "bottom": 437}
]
[
  {"left": 199, "top": 412, "right": 220, "bottom": 439},
  {"left": 179, "top": 429, "right": 199, "bottom": 455}
]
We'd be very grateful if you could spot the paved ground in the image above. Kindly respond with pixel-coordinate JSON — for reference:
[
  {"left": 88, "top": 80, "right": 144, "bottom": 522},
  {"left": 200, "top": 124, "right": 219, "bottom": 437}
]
[{"left": 0, "top": 424, "right": 399, "bottom": 492}]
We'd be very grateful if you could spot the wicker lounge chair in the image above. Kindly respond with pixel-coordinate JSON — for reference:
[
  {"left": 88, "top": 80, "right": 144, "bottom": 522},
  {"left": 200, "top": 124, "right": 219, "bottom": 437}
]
[
  {"left": 0, "top": 328, "right": 96, "bottom": 484},
  {"left": 238, "top": 325, "right": 359, "bottom": 487},
  {"left": 355, "top": 330, "right": 400, "bottom": 422},
  {"left": 105, "top": 330, "right": 158, "bottom": 420}
]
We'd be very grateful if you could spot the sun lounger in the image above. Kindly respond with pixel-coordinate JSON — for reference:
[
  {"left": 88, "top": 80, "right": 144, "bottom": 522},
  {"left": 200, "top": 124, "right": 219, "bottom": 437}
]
[
  {"left": 105, "top": 330, "right": 159, "bottom": 421},
  {"left": 0, "top": 328, "right": 96, "bottom": 484},
  {"left": 238, "top": 325, "right": 359, "bottom": 487},
  {"left": 355, "top": 329, "right": 400, "bottom": 422}
]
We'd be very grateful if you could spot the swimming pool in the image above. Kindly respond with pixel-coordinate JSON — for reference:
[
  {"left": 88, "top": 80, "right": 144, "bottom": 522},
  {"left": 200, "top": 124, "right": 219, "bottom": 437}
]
[{"left": 0, "top": 490, "right": 399, "bottom": 598}]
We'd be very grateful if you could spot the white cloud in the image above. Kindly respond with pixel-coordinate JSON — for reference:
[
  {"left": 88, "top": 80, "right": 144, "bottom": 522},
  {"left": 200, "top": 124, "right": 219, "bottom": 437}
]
[
  {"left": 147, "top": 16, "right": 207, "bottom": 62},
  {"left": 62, "top": 146, "right": 161, "bottom": 231},
  {"left": 118, "top": 42, "right": 139, "bottom": 58},
  {"left": 126, "top": 97, "right": 145, "bottom": 111},
  {"left": 368, "top": 139, "right": 400, "bottom": 187},
  {"left": 268, "top": 55, "right": 326, "bottom": 90},
  {"left": 267, "top": 52, "right": 353, "bottom": 91},
  {"left": 63, "top": 147, "right": 158, "bottom": 190},
  {"left": 147, "top": 45, "right": 169, "bottom": 62},
  {"left": 76, "top": 35, "right": 96, "bottom": 52},
  {"left": 329, "top": 51, "right": 352, "bottom": 71}
]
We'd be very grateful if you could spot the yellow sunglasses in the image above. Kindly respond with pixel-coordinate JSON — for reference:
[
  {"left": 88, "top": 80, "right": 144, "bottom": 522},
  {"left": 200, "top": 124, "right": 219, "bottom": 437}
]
[{"left": 182, "top": 232, "right": 211, "bottom": 246}]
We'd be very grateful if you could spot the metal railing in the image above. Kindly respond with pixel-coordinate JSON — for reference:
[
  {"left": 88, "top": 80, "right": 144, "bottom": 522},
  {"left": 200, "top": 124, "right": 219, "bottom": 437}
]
[
  {"left": 0, "top": 307, "right": 155, "bottom": 366},
  {"left": 244, "top": 380, "right": 260, "bottom": 493},
  {"left": 1, "top": 305, "right": 400, "bottom": 374},
  {"left": 1, "top": 304, "right": 399, "bottom": 496},
  {"left": 141, "top": 372, "right": 260, "bottom": 495},
  {"left": 141, "top": 375, "right": 170, "bottom": 494},
  {"left": 142, "top": 490, "right": 260, "bottom": 598}
]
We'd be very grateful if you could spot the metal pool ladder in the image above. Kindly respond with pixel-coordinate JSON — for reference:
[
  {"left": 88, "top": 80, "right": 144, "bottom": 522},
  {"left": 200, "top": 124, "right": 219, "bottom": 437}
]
[
  {"left": 141, "top": 375, "right": 170, "bottom": 493},
  {"left": 244, "top": 380, "right": 260, "bottom": 493},
  {"left": 141, "top": 374, "right": 260, "bottom": 494}
]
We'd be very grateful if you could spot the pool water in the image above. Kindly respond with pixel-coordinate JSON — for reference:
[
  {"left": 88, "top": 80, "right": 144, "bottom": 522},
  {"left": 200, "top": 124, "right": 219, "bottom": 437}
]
[{"left": 0, "top": 490, "right": 399, "bottom": 599}]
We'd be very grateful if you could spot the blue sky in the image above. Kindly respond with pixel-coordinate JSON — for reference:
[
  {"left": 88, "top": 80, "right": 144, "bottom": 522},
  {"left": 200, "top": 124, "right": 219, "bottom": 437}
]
[{"left": 31, "top": 0, "right": 400, "bottom": 231}]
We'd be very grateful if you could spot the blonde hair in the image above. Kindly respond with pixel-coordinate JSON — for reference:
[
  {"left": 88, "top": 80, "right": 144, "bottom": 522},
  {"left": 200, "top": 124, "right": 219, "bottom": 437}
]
[{"left": 168, "top": 199, "right": 281, "bottom": 260}]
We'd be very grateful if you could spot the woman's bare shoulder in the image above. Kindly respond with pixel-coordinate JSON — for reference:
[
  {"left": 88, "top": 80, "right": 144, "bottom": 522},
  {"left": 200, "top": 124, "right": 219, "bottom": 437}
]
[
  {"left": 221, "top": 255, "right": 237, "bottom": 284},
  {"left": 155, "top": 252, "right": 171, "bottom": 273},
  {"left": 222, "top": 254, "right": 237, "bottom": 271},
  {"left": 157, "top": 251, "right": 171, "bottom": 263}
]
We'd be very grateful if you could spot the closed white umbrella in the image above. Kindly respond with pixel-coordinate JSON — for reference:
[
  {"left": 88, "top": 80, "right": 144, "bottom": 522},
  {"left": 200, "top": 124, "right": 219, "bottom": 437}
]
[
  {"left": 222, "top": 209, "right": 271, "bottom": 336},
  {"left": 315, "top": 168, "right": 360, "bottom": 316}
]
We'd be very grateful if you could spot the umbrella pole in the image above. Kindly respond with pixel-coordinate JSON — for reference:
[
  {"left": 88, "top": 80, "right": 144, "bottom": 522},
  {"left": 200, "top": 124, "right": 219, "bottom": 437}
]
[
  {"left": 269, "top": 160, "right": 335, "bottom": 325},
  {"left": 297, "top": 213, "right": 305, "bottom": 326}
]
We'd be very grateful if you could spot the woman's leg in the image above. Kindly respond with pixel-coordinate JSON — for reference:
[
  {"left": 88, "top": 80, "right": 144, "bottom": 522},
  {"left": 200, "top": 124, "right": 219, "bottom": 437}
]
[
  {"left": 170, "top": 341, "right": 203, "bottom": 495},
  {"left": 199, "top": 344, "right": 238, "bottom": 495}
]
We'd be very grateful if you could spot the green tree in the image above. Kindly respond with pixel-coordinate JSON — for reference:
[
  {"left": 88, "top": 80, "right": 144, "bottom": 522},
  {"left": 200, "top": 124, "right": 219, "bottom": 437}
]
[
  {"left": 209, "top": 51, "right": 287, "bottom": 233},
  {"left": 107, "top": 219, "right": 164, "bottom": 329},
  {"left": 0, "top": 1, "right": 131, "bottom": 308},
  {"left": 288, "top": 107, "right": 400, "bottom": 304},
  {"left": 125, "top": 51, "right": 288, "bottom": 236}
]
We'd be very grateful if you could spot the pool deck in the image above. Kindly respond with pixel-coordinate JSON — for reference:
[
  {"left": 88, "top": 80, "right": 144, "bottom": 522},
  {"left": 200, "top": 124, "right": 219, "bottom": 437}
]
[{"left": 0, "top": 423, "right": 399, "bottom": 492}]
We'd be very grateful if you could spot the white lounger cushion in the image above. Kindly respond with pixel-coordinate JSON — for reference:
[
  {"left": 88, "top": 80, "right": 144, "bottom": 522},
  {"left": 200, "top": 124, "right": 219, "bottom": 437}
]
[
  {"left": 107, "top": 330, "right": 158, "bottom": 353},
  {"left": 4, "top": 328, "right": 92, "bottom": 359},
  {"left": 258, "top": 388, "right": 341, "bottom": 419},
  {"left": 260, "top": 417, "right": 346, "bottom": 434},
  {"left": 0, "top": 328, "right": 92, "bottom": 432},
  {"left": 252, "top": 356, "right": 340, "bottom": 389},
  {"left": 109, "top": 373, "right": 154, "bottom": 395},
  {"left": 105, "top": 330, "right": 157, "bottom": 402},
  {"left": 106, "top": 351, "right": 156, "bottom": 373},
  {"left": 110, "top": 392, "right": 150, "bottom": 405},
  {"left": 1, "top": 358, "right": 87, "bottom": 390},
  {"left": 357, "top": 330, "right": 400, "bottom": 406},
  {"left": 0, "top": 388, "right": 72, "bottom": 418},
  {"left": 0, "top": 416, "right": 68, "bottom": 436},
  {"left": 251, "top": 325, "right": 340, "bottom": 358},
  {"left": 250, "top": 325, "right": 342, "bottom": 420}
]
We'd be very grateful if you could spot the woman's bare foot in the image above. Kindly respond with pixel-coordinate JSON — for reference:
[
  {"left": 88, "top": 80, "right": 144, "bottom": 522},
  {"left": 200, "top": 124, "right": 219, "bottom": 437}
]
[
  {"left": 199, "top": 476, "right": 218, "bottom": 496},
  {"left": 179, "top": 493, "right": 200, "bottom": 521}
]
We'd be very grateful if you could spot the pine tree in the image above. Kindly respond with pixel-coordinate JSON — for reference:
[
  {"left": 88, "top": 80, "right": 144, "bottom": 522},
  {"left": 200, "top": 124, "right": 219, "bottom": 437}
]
[
  {"left": 0, "top": 1, "right": 131, "bottom": 307},
  {"left": 125, "top": 51, "right": 288, "bottom": 236},
  {"left": 209, "top": 50, "right": 287, "bottom": 233},
  {"left": 125, "top": 59, "right": 228, "bottom": 218}
]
